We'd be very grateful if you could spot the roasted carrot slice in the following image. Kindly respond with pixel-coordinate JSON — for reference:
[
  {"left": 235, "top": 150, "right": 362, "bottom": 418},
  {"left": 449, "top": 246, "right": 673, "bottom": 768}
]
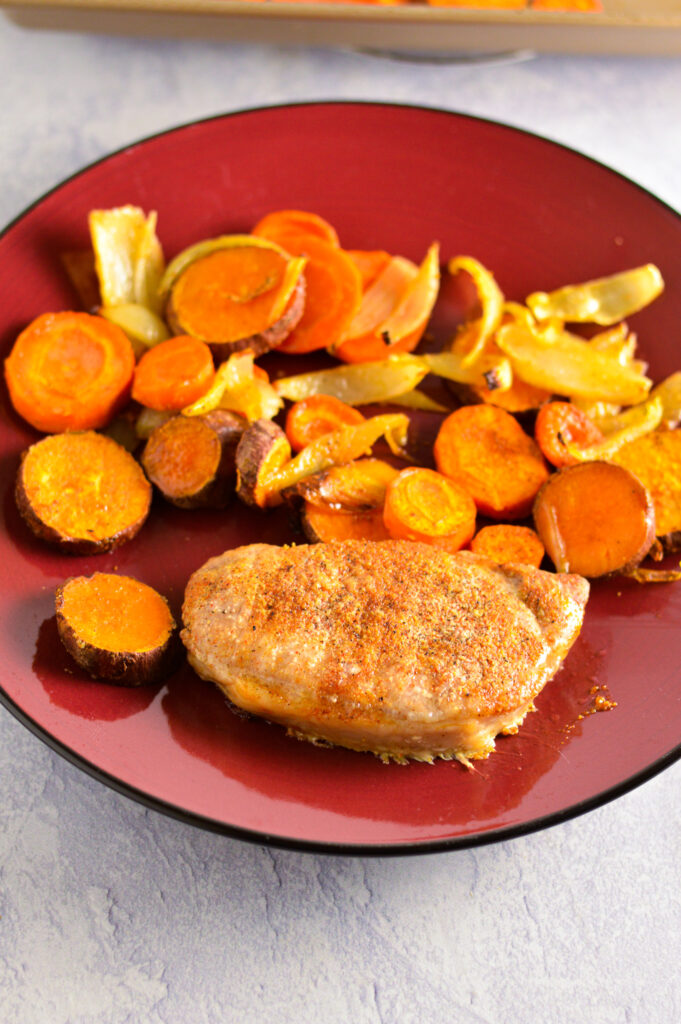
[
  {"left": 611, "top": 429, "right": 681, "bottom": 549},
  {"left": 533, "top": 461, "right": 655, "bottom": 577},
  {"left": 264, "top": 236, "right": 363, "bottom": 354},
  {"left": 470, "top": 524, "right": 545, "bottom": 568},
  {"left": 252, "top": 209, "right": 340, "bottom": 248},
  {"left": 383, "top": 467, "right": 476, "bottom": 552},
  {"left": 142, "top": 411, "right": 244, "bottom": 509},
  {"left": 166, "top": 244, "right": 305, "bottom": 358},
  {"left": 346, "top": 250, "right": 393, "bottom": 289},
  {"left": 5, "top": 311, "right": 135, "bottom": 433},
  {"left": 285, "top": 395, "right": 365, "bottom": 452},
  {"left": 16, "top": 431, "right": 151, "bottom": 553},
  {"left": 534, "top": 401, "right": 605, "bottom": 468},
  {"left": 132, "top": 335, "right": 215, "bottom": 412},
  {"left": 470, "top": 374, "right": 551, "bottom": 414},
  {"left": 56, "top": 573, "right": 180, "bottom": 686},
  {"left": 434, "top": 405, "right": 549, "bottom": 520},
  {"left": 333, "top": 244, "right": 440, "bottom": 364}
]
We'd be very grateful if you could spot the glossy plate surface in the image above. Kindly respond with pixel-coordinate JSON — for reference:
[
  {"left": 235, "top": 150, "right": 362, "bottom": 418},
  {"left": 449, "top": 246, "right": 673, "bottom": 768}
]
[{"left": 2, "top": 102, "right": 681, "bottom": 854}]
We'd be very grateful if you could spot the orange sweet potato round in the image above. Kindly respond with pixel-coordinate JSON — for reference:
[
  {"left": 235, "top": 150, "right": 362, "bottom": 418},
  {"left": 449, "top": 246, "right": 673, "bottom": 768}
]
[
  {"left": 533, "top": 460, "right": 656, "bottom": 578},
  {"left": 142, "top": 411, "right": 245, "bottom": 509},
  {"left": 16, "top": 431, "right": 151, "bottom": 554},
  {"left": 301, "top": 503, "right": 391, "bottom": 543},
  {"left": 166, "top": 247, "right": 306, "bottom": 360},
  {"left": 56, "top": 573, "right": 181, "bottom": 686},
  {"left": 235, "top": 419, "right": 292, "bottom": 508}
]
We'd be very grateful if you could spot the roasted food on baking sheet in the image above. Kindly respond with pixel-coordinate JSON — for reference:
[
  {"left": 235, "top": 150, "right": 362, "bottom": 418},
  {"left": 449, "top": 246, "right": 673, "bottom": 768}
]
[{"left": 181, "top": 540, "right": 588, "bottom": 764}]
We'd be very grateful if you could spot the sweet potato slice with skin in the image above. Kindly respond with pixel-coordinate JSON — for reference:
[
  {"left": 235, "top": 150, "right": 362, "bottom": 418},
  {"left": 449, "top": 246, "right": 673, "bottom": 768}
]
[
  {"left": 142, "top": 410, "right": 245, "bottom": 509},
  {"left": 285, "top": 460, "right": 398, "bottom": 541},
  {"left": 16, "top": 432, "right": 151, "bottom": 554},
  {"left": 166, "top": 251, "right": 306, "bottom": 361},
  {"left": 206, "top": 275, "right": 306, "bottom": 363},
  {"left": 56, "top": 573, "right": 180, "bottom": 686},
  {"left": 610, "top": 429, "right": 681, "bottom": 550},
  {"left": 290, "top": 459, "right": 399, "bottom": 512},
  {"left": 235, "top": 419, "right": 292, "bottom": 508},
  {"left": 533, "top": 461, "right": 655, "bottom": 578},
  {"left": 301, "top": 504, "right": 391, "bottom": 543}
]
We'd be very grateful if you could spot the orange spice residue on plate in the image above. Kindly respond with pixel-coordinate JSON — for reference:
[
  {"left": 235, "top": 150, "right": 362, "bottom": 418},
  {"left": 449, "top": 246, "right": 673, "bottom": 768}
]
[{"left": 576, "top": 684, "right": 618, "bottom": 721}]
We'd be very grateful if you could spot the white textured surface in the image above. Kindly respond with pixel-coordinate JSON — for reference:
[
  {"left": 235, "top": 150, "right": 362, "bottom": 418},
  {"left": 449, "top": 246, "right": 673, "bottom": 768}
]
[{"left": 1, "top": 19, "right": 681, "bottom": 1022}]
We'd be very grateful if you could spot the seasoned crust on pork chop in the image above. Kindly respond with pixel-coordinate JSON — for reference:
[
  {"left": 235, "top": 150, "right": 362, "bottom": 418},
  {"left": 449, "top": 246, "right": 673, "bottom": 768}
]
[{"left": 181, "top": 540, "right": 589, "bottom": 763}]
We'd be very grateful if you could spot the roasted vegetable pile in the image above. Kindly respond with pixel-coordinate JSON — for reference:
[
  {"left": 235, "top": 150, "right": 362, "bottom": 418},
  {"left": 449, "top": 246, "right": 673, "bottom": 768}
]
[{"left": 6, "top": 204, "right": 681, "bottom": 684}]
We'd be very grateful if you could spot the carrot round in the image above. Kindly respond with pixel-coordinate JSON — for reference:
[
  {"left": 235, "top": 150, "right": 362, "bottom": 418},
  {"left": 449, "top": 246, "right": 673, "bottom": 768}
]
[
  {"left": 5, "top": 311, "right": 135, "bottom": 433},
  {"left": 434, "top": 405, "right": 549, "bottom": 520},
  {"left": 470, "top": 524, "right": 545, "bottom": 568},
  {"left": 285, "top": 395, "right": 365, "bottom": 452},
  {"left": 264, "top": 236, "right": 362, "bottom": 354},
  {"left": 301, "top": 504, "right": 391, "bottom": 543},
  {"left": 132, "top": 335, "right": 215, "bottom": 412},
  {"left": 16, "top": 431, "right": 151, "bottom": 553},
  {"left": 383, "top": 467, "right": 476, "bottom": 552},
  {"left": 533, "top": 460, "right": 655, "bottom": 577},
  {"left": 56, "top": 573, "right": 180, "bottom": 686},
  {"left": 534, "top": 401, "right": 605, "bottom": 468},
  {"left": 252, "top": 209, "right": 340, "bottom": 248}
]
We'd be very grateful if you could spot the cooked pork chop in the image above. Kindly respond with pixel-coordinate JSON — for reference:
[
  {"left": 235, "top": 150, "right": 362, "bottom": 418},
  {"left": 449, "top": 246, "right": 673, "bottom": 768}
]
[{"left": 181, "top": 541, "right": 589, "bottom": 763}]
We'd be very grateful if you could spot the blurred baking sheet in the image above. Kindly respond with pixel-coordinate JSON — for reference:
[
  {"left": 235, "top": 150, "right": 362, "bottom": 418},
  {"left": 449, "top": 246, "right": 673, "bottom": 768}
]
[{"left": 5, "top": 0, "right": 681, "bottom": 55}]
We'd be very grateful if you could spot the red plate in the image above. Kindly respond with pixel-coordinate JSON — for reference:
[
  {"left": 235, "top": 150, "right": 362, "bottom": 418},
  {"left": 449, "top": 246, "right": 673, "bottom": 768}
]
[{"left": 2, "top": 102, "right": 681, "bottom": 854}]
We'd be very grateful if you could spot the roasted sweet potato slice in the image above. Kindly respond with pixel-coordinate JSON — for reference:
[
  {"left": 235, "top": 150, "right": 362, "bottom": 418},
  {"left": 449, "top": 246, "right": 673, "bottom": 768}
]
[
  {"left": 56, "top": 573, "right": 180, "bottom": 686},
  {"left": 611, "top": 429, "right": 681, "bottom": 550},
  {"left": 142, "top": 410, "right": 245, "bottom": 509},
  {"left": 16, "top": 431, "right": 151, "bottom": 554},
  {"left": 301, "top": 504, "right": 391, "bottom": 543},
  {"left": 235, "top": 419, "right": 292, "bottom": 508},
  {"left": 533, "top": 461, "right": 655, "bottom": 577},
  {"left": 165, "top": 243, "right": 306, "bottom": 360},
  {"left": 290, "top": 458, "right": 399, "bottom": 512}
]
